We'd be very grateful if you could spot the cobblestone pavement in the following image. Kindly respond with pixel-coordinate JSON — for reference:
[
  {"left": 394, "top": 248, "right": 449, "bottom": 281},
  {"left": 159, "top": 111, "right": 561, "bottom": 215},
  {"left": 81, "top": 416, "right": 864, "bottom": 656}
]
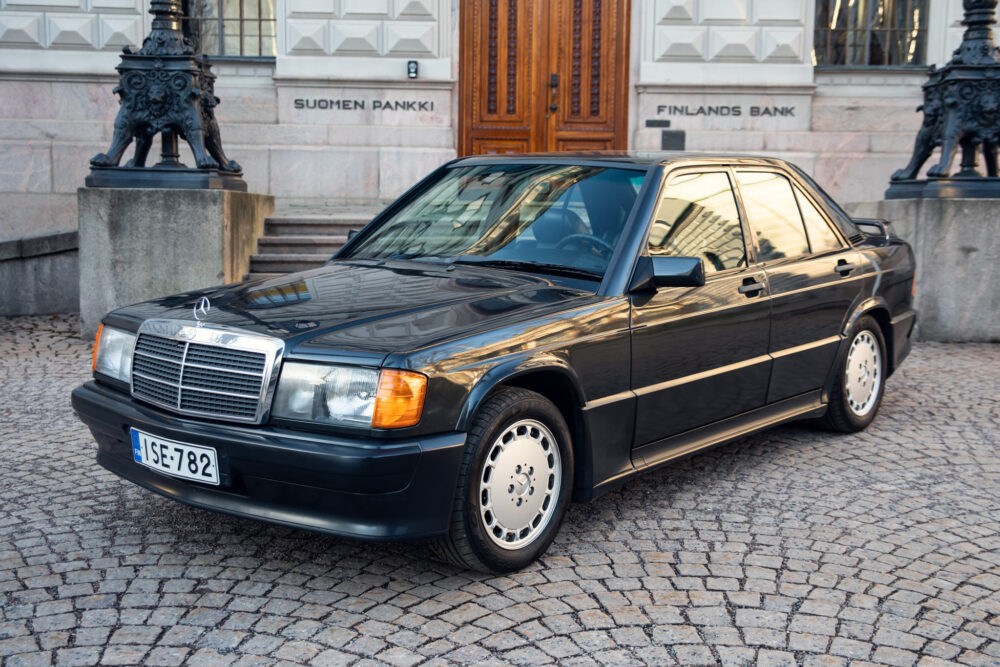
[{"left": 2, "top": 314, "right": 999, "bottom": 667}]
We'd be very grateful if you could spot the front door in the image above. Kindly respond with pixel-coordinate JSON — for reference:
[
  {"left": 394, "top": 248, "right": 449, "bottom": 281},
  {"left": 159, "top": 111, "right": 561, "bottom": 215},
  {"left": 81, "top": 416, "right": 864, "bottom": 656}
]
[
  {"left": 458, "top": 0, "right": 631, "bottom": 155},
  {"left": 630, "top": 169, "right": 772, "bottom": 452}
]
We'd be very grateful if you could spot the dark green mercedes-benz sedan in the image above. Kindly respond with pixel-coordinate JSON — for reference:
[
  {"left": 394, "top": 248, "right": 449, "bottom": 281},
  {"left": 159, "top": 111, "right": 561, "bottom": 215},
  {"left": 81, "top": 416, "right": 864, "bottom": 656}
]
[{"left": 72, "top": 153, "right": 917, "bottom": 572}]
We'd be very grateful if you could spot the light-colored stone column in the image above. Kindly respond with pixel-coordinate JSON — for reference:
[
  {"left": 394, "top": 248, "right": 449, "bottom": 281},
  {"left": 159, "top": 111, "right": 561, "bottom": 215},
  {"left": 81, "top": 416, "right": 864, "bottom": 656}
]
[
  {"left": 77, "top": 188, "right": 274, "bottom": 337},
  {"left": 848, "top": 199, "right": 1000, "bottom": 343}
]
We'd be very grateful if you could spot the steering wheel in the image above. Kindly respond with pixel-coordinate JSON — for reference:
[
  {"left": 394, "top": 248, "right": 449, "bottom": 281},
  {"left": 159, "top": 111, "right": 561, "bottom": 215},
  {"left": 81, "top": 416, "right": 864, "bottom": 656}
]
[{"left": 555, "top": 234, "right": 615, "bottom": 259}]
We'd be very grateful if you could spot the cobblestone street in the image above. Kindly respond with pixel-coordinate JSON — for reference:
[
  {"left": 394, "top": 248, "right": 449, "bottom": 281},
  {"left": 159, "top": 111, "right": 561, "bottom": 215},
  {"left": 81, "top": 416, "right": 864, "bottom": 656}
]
[{"left": 1, "top": 314, "right": 999, "bottom": 666}]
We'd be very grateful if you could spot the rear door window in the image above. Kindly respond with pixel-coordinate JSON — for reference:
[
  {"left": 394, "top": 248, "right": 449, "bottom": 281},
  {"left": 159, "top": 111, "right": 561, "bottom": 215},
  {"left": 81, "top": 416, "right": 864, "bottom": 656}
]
[{"left": 735, "top": 171, "right": 810, "bottom": 262}]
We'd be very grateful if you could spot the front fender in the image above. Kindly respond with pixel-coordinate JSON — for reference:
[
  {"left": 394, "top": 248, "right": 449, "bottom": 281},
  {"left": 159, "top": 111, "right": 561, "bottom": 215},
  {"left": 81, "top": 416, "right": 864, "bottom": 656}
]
[{"left": 454, "top": 355, "right": 585, "bottom": 432}]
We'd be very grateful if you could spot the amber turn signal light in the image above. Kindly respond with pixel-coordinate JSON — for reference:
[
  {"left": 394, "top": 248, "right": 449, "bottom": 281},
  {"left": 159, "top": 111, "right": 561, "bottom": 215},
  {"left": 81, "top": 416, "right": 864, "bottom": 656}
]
[
  {"left": 372, "top": 370, "right": 427, "bottom": 429},
  {"left": 91, "top": 323, "right": 103, "bottom": 371}
]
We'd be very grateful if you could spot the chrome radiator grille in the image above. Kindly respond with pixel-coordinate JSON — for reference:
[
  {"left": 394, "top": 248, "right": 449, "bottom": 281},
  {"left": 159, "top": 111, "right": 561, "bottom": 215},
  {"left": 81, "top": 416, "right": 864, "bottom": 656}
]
[{"left": 131, "top": 331, "right": 273, "bottom": 423}]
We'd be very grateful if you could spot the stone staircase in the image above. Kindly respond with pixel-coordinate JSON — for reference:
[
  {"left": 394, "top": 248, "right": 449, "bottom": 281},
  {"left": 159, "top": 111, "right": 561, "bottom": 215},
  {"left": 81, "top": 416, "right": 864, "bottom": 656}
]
[{"left": 248, "top": 205, "right": 384, "bottom": 279}]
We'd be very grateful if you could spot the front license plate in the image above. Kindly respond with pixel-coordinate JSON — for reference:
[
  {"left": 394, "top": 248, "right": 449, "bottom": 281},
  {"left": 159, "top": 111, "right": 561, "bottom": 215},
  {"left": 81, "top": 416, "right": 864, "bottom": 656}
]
[{"left": 130, "top": 428, "right": 220, "bottom": 485}]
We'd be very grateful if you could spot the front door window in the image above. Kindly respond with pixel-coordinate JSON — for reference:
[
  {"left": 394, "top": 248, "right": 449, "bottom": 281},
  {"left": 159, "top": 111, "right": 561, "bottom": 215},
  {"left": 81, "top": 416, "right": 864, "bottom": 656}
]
[{"left": 649, "top": 171, "right": 747, "bottom": 273}]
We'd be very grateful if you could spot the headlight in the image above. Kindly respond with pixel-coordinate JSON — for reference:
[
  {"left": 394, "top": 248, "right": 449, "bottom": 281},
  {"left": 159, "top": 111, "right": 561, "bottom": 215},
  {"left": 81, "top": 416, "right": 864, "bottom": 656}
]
[
  {"left": 272, "top": 362, "right": 426, "bottom": 429},
  {"left": 93, "top": 324, "right": 136, "bottom": 383}
]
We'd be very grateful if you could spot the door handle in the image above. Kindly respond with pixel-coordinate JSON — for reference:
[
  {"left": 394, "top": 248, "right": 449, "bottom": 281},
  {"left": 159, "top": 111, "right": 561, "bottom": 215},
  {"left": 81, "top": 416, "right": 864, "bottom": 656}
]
[
  {"left": 835, "top": 259, "right": 856, "bottom": 276},
  {"left": 738, "top": 278, "right": 765, "bottom": 296},
  {"left": 549, "top": 73, "right": 558, "bottom": 112}
]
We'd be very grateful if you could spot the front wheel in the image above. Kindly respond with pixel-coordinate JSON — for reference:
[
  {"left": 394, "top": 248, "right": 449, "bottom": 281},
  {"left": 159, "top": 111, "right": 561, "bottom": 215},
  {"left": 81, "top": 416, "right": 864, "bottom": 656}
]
[
  {"left": 821, "top": 315, "right": 887, "bottom": 432},
  {"left": 432, "top": 388, "right": 573, "bottom": 573}
]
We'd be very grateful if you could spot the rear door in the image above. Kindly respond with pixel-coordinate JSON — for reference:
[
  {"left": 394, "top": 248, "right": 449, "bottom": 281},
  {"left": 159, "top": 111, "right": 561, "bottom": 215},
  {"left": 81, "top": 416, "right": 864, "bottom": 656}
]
[
  {"left": 734, "top": 170, "right": 862, "bottom": 403},
  {"left": 631, "top": 168, "right": 771, "bottom": 448}
]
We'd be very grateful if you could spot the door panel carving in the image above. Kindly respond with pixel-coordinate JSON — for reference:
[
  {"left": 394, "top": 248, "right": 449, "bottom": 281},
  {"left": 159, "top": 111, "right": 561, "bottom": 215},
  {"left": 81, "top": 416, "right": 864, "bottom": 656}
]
[
  {"left": 472, "top": 138, "right": 530, "bottom": 154},
  {"left": 460, "top": 0, "right": 629, "bottom": 155}
]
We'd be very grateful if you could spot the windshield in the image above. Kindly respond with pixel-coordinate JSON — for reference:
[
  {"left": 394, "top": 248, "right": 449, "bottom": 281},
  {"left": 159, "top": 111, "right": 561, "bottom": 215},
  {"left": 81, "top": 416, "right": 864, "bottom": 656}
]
[{"left": 344, "top": 163, "right": 647, "bottom": 279}]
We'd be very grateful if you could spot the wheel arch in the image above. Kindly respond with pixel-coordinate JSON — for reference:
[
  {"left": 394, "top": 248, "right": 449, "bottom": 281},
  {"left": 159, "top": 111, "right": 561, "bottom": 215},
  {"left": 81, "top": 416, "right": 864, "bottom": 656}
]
[
  {"left": 825, "top": 299, "right": 895, "bottom": 403},
  {"left": 842, "top": 298, "right": 895, "bottom": 375},
  {"left": 456, "top": 360, "right": 590, "bottom": 499}
]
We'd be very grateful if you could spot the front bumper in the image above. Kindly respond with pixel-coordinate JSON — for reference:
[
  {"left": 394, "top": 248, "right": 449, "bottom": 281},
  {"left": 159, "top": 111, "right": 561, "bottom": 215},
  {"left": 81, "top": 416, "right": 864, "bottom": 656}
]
[{"left": 71, "top": 381, "right": 466, "bottom": 540}]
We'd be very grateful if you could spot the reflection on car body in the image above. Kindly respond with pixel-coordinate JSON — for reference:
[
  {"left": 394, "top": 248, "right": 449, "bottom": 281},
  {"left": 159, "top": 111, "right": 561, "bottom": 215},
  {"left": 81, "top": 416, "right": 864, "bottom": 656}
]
[{"left": 72, "top": 153, "right": 917, "bottom": 572}]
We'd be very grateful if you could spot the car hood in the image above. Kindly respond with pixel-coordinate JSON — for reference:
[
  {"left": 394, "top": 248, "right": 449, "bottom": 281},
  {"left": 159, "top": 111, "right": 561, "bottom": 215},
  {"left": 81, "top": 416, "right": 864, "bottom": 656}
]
[{"left": 107, "top": 260, "right": 600, "bottom": 364}]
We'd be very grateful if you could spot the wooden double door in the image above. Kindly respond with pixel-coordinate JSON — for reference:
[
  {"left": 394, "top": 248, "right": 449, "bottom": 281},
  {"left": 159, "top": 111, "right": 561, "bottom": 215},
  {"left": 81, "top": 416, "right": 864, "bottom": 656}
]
[{"left": 459, "top": 0, "right": 631, "bottom": 155}]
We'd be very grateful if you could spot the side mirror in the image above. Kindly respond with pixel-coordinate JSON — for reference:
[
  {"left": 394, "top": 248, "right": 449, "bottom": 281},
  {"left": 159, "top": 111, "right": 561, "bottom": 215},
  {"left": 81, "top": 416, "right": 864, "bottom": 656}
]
[
  {"left": 347, "top": 229, "right": 359, "bottom": 240},
  {"left": 629, "top": 255, "right": 706, "bottom": 293},
  {"left": 653, "top": 256, "right": 705, "bottom": 287},
  {"left": 853, "top": 218, "right": 891, "bottom": 244}
]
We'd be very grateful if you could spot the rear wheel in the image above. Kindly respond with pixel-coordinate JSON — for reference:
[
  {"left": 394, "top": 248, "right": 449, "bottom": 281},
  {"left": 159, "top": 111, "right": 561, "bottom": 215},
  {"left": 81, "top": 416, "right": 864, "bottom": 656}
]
[
  {"left": 822, "top": 315, "right": 886, "bottom": 432},
  {"left": 432, "top": 388, "right": 573, "bottom": 573}
]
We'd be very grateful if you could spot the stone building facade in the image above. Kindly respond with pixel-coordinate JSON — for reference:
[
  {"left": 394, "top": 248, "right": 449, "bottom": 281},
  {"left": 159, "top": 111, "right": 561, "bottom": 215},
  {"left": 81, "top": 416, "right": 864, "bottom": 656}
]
[{"left": 0, "top": 0, "right": 990, "bottom": 242}]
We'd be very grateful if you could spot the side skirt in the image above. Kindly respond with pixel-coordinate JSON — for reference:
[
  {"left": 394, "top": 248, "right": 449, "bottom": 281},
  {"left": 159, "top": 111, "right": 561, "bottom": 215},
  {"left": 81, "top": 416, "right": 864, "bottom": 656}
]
[{"left": 588, "top": 391, "right": 826, "bottom": 499}]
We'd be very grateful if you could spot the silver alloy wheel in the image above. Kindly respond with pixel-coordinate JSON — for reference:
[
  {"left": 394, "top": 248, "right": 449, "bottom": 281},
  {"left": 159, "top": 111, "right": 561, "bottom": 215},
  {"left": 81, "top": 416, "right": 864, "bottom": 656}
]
[
  {"left": 844, "top": 329, "right": 883, "bottom": 416},
  {"left": 479, "top": 418, "right": 562, "bottom": 550}
]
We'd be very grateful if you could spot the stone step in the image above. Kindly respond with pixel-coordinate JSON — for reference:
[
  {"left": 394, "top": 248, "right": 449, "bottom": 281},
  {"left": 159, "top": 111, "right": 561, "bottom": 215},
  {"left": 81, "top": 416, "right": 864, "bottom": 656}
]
[
  {"left": 264, "top": 217, "right": 366, "bottom": 236},
  {"left": 266, "top": 205, "right": 382, "bottom": 232},
  {"left": 252, "top": 205, "right": 380, "bottom": 275},
  {"left": 272, "top": 204, "right": 384, "bottom": 218},
  {"left": 248, "top": 253, "right": 330, "bottom": 274},
  {"left": 256, "top": 235, "right": 348, "bottom": 255}
]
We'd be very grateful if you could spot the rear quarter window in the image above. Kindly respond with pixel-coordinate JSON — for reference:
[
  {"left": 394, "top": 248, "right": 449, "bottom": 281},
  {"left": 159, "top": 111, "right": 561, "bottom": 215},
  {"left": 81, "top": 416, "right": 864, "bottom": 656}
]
[
  {"left": 795, "top": 187, "right": 844, "bottom": 253},
  {"left": 788, "top": 165, "right": 862, "bottom": 241}
]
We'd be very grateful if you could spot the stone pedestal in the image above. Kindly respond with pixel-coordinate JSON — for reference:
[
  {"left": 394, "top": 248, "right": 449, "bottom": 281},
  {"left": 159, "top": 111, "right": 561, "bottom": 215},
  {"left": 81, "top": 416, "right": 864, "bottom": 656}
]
[
  {"left": 0, "top": 232, "right": 79, "bottom": 316},
  {"left": 846, "top": 199, "right": 999, "bottom": 343},
  {"left": 78, "top": 187, "right": 274, "bottom": 337}
]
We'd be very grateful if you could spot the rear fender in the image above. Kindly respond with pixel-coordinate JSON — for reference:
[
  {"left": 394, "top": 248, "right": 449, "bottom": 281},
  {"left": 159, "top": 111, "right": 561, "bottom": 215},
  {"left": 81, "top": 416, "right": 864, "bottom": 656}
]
[
  {"left": 823, "top": 298, "right": 892, "bottom": 402},
  {"left": 842, "top": 297, "right": 890, "bottom": 338}
]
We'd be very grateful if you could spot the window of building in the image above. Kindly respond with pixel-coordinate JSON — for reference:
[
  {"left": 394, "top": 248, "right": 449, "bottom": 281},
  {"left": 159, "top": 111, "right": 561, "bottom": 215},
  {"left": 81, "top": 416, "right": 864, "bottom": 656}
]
[
  {"left": 649, "top": 172, "right": 747, "bottom": 274},
  {"left": 813, "top": 0, "right": 928, "bottom": 67},
  {"left": 181, "top": 0, "right": 276, "bottom": 58},
  {"left": 735, "top": 172, "right": 810, "bottom": 262}
]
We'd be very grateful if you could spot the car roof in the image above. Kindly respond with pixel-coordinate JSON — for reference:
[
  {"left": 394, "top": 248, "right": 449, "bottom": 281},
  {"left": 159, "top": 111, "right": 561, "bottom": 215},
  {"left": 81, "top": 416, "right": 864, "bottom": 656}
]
[{"left": 448, "top": 151, "right": 792, "bottom": 170}]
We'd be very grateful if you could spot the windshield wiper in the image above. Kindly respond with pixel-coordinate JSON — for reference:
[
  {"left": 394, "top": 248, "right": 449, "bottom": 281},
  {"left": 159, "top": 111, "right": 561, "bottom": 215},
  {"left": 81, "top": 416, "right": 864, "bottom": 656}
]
[{"left": 451, "top": 258, "right": 602, "bottom": 281}]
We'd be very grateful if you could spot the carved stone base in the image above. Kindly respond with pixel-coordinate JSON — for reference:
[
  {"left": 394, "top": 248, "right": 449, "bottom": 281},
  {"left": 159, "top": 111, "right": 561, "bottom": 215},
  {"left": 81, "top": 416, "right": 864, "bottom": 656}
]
[
  {"left": 86, "top": 166, "right": 247, "bottom": 192},
  {"left": 885, "top": 177, "right": 1000, "bottom": 199}
]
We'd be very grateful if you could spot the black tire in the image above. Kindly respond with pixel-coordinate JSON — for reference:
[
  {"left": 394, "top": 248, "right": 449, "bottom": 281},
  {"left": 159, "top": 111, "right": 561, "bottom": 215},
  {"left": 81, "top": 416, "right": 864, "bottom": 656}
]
[
  {"left": 821, "top": 315, "right": 887, "bottom": 433},
  {"left": 432, "top": 387, "right": 574, "bottom": 573}
]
